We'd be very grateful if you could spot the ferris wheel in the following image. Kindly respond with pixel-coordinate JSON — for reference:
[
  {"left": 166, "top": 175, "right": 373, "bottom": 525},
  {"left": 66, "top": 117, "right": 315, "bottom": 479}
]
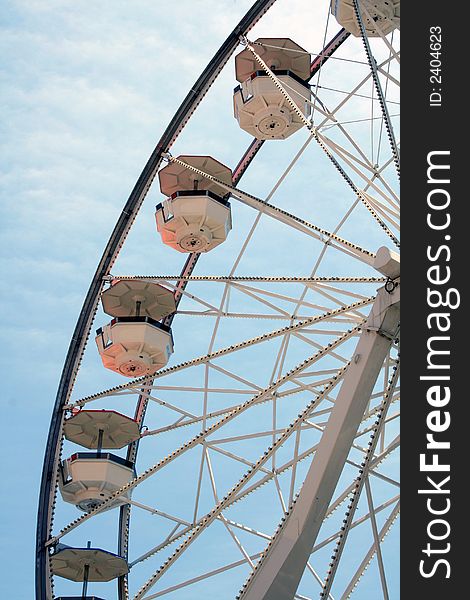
[{"left": 36, "top": 1, "right": 400, "bottom": 599}]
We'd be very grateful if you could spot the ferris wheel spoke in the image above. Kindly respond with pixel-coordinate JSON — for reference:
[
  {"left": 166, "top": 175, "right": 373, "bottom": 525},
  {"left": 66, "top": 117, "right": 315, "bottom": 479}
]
[
  {"left": 326, "top": 436, "right": 400, "bottom": 518},
  {"left": 230, "top": 282, "right": 339, "bottom": 314},
  {"left": 377, "top": 63, "right": 400, "bottom": 87},
  {"left": 144, "top": 393, "right": 199, "bottom": 419},
  {"left": 317, "top": 126, "right": 379, "bottom": 174},
  {"left": 319, "top": 126, "right": 400, "bottom": 212},
  {"left": 307, "top": 562, "right": 336, "bottom": 600},
  {"left": 227, "top": 400, "right": 393, "bottom": 512},
  {"left": 229, "top": 283, "right": 305, "bottom": 317},
  {"left": 208, "top": 361, "right": 264, "bottom": 392},
  {"left": 316, "top": 52, "right": 399, "bottom": 191},
  {"left": 108, "top": 275, "right": 386, "bottom": 283},
  {"left": 272, "top": 72, "right": 395, "bottom": 181},
  {"left": 67, "top": 297, "right": 373, "bottom": 410},
  {"left": 312, "top": 492, "right": 399, "bottom": 557},
  {"left": 352, "top": 0, "right": 400, "bottom": 178},
  {"left": 316, "top": 128, "right": 397, "bottom": 203},
  {"left": 362, "top": 158, "right": 400, "bottom": 208},
  {"left": 207, "top": 443, "right": 276, "bottom": 479},
  {"left": 314, "top": 414, "right": 399, "bottom": 522},
  {"left": 313, "top": 133, "right": 399, "bottom": 244},
  {"left": 145, "top": 369, "right": 379, "bottom": 440},
  {"left": 355, "top": 412, "right": 400, "bottom": 445},
  {"left": 129, "top": 523, "right": 194, "bottom": 569},
  {"left": 290, "top": 332, "right": 351, "bottom": 364},
  {"left": 176, "top": 310, "right": 320, "bottom": 319},
  {"left": 316, "top": 82, "right": 398, "bottom": 104},
  {"left": 125, "top": 499, "right": 191, "bottom": 527},
  {"left": 354, "top": 459, "right": 400, "bottom": 488},
  {"left": 220, "top": 515, "right": 258, "bottom": 569},
  {"left": 316, "top": 99, "right": 379, "bottom": 166},
  {"left": 318, "top": 360, "right": 400, "bottom": 598},
  {"left": 223, "top": 517, "right": 272, "bottom": 542},
  {"left": 272, "top": 50, "right": 399, "bottom": 199},
  {"left": 164, "top": 155, "right": 377, "bottom": 264},
  {"left": 277, "top": 421, "right": 399, "bottom": 528},
  {"left": 142, "top": 379, "right": 333, "bottom": 437},
  {"left": 141, "top": 552, "right": 262, "bottom": 599},
  {"left": 317, "top": 51, "right": 396, "bottom": 124},
  {"left": 203, "top": 448, "right": 258, "bottom": 568},
  {"left": 363, "top": 194, "right": 400, "bottom": 230},
  {"left": 340, "top": 501, "right": 400, "bottom": 599},
  {"left": 312, "top": 281, "right": 373, "bottom": 303}
]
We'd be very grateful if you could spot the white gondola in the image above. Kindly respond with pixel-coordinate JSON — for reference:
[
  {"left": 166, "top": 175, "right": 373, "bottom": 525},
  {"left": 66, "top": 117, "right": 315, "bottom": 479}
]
[
  {"left": 156, "top": 155, "right": 232, "bottom": 253},
  {"left": 96, "top": 278, "right": 175, "bottom": 377},
  {"left": 233, "top": 38, "right": 311, "bottom": 140},
  {"left": 95, "top": 317, "right": 173, "bottom": 377},
  {"left": 331, "top": 0, "right": 400, "bottom": 37},
  {"left": 59, "top": 452, "right": 135, "bottom": 512}
]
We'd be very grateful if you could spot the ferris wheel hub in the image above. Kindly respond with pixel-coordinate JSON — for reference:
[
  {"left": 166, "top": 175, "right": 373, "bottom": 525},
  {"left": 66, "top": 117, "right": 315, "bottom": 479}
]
[{"left": 374, "top": 246, "right": 400, "bottom": 279}]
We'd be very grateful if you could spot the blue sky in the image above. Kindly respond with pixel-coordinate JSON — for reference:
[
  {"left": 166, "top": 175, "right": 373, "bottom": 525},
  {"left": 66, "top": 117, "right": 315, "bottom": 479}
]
[{"left": 0, "top": 1, "right": 399, "bottom": 598}]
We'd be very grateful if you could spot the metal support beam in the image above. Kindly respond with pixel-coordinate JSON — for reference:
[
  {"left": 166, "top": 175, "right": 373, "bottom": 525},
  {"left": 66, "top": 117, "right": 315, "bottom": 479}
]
[{"left": 239, "top": 283, "right": 399, "bottom": 600}]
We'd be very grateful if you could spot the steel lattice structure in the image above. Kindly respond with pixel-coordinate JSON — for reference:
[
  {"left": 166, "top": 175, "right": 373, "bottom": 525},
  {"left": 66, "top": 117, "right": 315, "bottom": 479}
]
[{"left": 36, "top": 1, "right": 400, "bottom": 599}]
